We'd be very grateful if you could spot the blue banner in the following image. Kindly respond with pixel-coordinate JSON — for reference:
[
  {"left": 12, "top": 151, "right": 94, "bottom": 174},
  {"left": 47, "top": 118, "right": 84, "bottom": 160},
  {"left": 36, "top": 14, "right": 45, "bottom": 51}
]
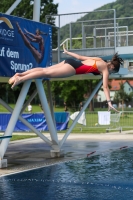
[
  {"left": 0, "top": 112, "right": 69, "bottom": 131},
  {"left": 0, "top": 13, "right": 52, "bottom": 77}
]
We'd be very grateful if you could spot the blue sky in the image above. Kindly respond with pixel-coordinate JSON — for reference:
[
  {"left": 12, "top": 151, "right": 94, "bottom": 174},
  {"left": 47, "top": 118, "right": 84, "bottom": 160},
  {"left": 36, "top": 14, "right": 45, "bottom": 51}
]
[{"left": 53, "top": 0, "right": 116, "bottom": 14}]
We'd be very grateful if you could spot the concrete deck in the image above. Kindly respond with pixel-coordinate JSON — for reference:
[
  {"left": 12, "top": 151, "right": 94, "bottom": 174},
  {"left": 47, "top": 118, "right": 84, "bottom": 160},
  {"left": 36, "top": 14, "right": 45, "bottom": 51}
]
[{"left": 1, "top": 131, "right": 133, "bottom": 176}]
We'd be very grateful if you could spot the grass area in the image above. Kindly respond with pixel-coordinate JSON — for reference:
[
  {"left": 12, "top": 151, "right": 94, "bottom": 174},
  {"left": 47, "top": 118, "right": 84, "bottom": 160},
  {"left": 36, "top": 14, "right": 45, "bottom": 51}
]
[
  {"left": 0, "top": 104, "right": 45, "bottom": 113},
  {"left": 10, "top": 135, "right": 38, "bottom": 141},
  {"left": 0, "top": 104, "right": 65, "bottom": 113},
  {"left": 1, "top": 103, "right": 133, "bottom": 113}
]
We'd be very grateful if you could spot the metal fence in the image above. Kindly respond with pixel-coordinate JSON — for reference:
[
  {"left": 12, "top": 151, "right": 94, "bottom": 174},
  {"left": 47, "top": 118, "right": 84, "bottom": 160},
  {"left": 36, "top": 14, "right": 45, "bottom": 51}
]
[{"left": 69, "top": 111, "right": 133, "bottom": 133}]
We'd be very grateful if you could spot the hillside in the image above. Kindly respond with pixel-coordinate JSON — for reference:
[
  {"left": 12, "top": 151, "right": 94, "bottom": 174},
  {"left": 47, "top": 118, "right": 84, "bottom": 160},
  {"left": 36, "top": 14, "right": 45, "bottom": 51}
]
[{"left": 60, "top": 0, "right": 133, "bottom": 43}]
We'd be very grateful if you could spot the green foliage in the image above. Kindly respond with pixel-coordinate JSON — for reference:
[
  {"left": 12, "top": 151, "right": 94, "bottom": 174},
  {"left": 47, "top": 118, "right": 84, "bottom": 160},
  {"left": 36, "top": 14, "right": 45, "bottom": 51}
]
[
  {"left": 0, "top": 0, "right": 58, "bottom": 21},
  {"left": 60, "top": 0, "right": 133, "bottom": 43},
  {"left": 51, "top": 79, "right": 100, "bottom": 111},
  {"left": 10, "top": 135, "right": 38, "bottom": 141}
]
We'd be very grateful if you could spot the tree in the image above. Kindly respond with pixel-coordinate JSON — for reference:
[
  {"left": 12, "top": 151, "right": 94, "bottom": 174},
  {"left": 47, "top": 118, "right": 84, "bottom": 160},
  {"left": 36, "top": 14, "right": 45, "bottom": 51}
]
[
  {"left": 51, "top": 79, "right": 100, "bottom": 111},
  {"left": 51, "top": 80, "right": 86, "bottom": 110},
  {"left": 0, "top": 0, "right": 58, "bottom": 20},
  {"left": 82, "top": 79, "right": 100, "bottom": 111}
]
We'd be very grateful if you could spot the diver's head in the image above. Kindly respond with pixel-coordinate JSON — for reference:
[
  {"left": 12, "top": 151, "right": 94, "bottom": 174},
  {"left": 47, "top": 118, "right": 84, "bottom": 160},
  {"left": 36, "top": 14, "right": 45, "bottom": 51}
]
[{"left": 109, "top": 53, "right": 124, "bottom": 73}]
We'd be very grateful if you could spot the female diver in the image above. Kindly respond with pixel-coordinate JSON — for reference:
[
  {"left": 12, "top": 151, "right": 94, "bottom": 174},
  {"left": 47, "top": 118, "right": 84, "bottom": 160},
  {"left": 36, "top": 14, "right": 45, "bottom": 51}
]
[{"left": 9, "top": 45, "right": 123, "bottom": 112}]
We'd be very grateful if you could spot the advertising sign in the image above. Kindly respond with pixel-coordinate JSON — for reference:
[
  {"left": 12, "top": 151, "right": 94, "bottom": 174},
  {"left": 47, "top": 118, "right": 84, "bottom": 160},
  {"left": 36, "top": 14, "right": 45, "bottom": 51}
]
[
  {"left": 0, "top": 112, "right": 69, "bottom": 131},
  {"left": 0, "top": 12, "right": 52, "bottom": 77}
]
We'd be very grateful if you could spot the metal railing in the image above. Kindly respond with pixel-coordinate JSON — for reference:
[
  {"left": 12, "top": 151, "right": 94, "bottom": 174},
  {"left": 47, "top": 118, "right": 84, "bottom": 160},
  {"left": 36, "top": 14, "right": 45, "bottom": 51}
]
[
  {"left": 69, "top": 111, "right": 133, "bottom": 133},
  {"left": 46, "top": 11, "right": 133, "bottom": 50}
]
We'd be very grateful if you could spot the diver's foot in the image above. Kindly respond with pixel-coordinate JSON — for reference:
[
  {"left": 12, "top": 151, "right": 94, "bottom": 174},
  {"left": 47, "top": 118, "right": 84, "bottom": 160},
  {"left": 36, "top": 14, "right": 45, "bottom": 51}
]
[
  {"left": 8, "top": 73, "right": 19, "bottom": 84},
  {"left": 11, "top": 76, "right": 22, "bottom": 89},
  {"left": 8, "top": 76, "right": 15, "bottom": 84}
]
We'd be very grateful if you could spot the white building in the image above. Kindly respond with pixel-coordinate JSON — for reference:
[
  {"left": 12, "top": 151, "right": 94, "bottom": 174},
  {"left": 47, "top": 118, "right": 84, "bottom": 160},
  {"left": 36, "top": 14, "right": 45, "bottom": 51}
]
[{"left": 97, "top": 79, "right": 133, "bottom": 102}]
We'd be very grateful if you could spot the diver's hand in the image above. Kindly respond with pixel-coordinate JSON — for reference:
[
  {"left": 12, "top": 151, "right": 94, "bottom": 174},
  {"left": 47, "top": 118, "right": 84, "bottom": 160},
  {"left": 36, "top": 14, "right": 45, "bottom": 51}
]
[
  {"left": 108, "top": 102, "right": 119, "bottom": 113},
  {"left": 63, "top": 44, "right": 68, "bottom": 54}
]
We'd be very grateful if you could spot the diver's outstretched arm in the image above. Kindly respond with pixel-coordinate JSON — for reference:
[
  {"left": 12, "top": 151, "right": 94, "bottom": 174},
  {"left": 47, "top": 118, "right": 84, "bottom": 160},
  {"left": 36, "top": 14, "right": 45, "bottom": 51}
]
[
  {"left": 63, "top": 44, "right": 102, "bottom": 61},
  {"left": 102, "top": 69, "right": 119, "bottom": 112},
  {"left": 108, "top": 101, "right": 119, "bottom": 113}
]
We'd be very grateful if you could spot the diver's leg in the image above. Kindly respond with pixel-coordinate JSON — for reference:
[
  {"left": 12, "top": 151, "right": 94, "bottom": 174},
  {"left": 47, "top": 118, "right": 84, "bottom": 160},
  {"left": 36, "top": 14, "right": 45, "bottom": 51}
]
[
  {"left": 11, "top": 63, "right": 75, "bottom": 89},
  {"left": 9, "top": 62, "right": 65, "bottom": 84}
]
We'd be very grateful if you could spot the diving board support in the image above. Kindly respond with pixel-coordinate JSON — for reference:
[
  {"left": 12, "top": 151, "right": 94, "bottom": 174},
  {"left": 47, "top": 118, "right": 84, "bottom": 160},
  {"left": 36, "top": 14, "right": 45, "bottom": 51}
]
[
  {"left": 0, "top": 79, "right": 61, "bottom": 168},
  {"left": 35, "top": 79, "right": 59, "bottom": 150},
  {"left": 46, "top": 80, "right": 56, "bottom": 127},
  {"left": 20, "top": 88, "right": 38, "bottom": 114},
  {"left": 0, "top": 80, "right": 31, "bottom": 160},
  {"left": 0, "top": 135, "right": 12, "bottom": 167},
  {"left": 0, "top": 159, "right": 7, "bottom": 168},
  {"left": 0, "top": 98, "right": 52, "bottom": 146},
  {"left": 33, "top": 0, "right": 41, "bottom": 22},
  {"left": 5, "top": 0, "right": 22, "bottom": 15},
  {"left": 20, "top": 80, "right": 46, "bottom": 114},
  {"left": 59, "top": 78, "right": 103, "bottom": 148}
]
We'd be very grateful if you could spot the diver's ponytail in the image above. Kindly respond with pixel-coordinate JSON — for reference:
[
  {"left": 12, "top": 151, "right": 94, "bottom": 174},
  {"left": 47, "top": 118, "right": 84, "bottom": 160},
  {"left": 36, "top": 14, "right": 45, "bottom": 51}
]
[{"left": 111, "top": 53, "right": 123, "bottom": 73}]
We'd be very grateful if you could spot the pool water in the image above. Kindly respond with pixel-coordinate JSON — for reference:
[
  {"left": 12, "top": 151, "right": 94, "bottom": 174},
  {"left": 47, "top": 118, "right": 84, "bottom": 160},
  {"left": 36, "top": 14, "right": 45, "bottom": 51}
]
[{"left": 0, "top": 147, "right": 133, "bottom": 200}]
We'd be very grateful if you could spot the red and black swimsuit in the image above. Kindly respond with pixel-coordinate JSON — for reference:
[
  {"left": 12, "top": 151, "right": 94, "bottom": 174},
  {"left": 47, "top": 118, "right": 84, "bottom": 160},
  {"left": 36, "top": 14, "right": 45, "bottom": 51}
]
[{"left": 64, "top": 58, "right": 100, "bottom": 75}]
